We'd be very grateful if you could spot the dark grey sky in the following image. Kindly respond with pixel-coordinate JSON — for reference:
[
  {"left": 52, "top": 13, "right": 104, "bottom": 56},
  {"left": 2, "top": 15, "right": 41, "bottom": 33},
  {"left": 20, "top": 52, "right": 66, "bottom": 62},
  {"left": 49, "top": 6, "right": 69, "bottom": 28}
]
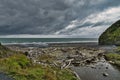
[{"left": 0, "top": 0, "right": 120, "bottom": 37}]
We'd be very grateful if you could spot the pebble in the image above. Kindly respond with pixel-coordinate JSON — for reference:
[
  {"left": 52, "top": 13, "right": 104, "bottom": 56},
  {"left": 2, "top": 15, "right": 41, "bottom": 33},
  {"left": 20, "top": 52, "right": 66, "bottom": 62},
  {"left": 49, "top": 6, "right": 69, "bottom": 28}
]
[
  {"left": 106, "top": 67, "right": 109, "bottom": 69},
  {"left": 103, "top": 72, "right": 109, "bottom": 77}
]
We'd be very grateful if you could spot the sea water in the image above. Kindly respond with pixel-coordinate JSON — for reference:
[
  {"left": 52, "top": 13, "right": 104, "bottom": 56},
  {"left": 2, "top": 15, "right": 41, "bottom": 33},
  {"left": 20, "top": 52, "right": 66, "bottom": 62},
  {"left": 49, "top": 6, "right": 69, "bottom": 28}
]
[{"left": 0, "top": 38, "right": 98, "bottom": 44}]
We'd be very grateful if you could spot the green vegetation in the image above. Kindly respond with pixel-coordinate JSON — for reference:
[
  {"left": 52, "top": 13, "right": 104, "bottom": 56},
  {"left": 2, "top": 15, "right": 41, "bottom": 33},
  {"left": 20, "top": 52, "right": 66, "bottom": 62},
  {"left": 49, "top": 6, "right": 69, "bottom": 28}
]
[
  {"left": 105, "top": 53, "right": 120, "bottom": 67},
  {"left": 105, "top": 53, "right": 120, "bottom": 61},
  {"left": 0, "top": 44, "right": 15, "bottom": 58},
  {"left": 105, "top": 46, "right": 120, "bottom": 67},
  {"left": 38, "top": 54, "right": 56, "bottom": 64},
  {"left": 115, "top": 46, "right": 120, "bottom": 53},
  {"left": 99, "top": 20, "right": 120, "bottom": 45},
  {"left": 0, "top": 45, "right": 78, "bottom": 80}
]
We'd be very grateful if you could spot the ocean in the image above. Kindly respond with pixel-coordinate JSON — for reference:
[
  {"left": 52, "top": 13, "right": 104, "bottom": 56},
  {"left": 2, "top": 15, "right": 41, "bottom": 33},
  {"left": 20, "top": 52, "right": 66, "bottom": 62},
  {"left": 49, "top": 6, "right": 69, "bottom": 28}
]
[
  {"left": 0, "top": 38, "right": 98, "bottom": 44},
  {"left": 0, "top": 38, "right": 98, "bottom": 47}
]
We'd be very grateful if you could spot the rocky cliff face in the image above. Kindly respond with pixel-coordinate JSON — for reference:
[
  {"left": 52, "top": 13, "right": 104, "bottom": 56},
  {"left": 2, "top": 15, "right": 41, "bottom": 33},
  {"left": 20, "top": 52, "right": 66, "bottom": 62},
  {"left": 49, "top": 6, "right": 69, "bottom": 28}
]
[{"left": 99, "top": 20, "right": 120, "bottom": 45}]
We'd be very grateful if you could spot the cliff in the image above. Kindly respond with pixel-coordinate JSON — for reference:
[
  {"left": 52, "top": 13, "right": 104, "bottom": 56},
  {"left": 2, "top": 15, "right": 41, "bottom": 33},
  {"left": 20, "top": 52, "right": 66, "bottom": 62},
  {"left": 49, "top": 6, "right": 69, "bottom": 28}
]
[{"left": 99, "top": 20, "right": 120, "bottom": 45}]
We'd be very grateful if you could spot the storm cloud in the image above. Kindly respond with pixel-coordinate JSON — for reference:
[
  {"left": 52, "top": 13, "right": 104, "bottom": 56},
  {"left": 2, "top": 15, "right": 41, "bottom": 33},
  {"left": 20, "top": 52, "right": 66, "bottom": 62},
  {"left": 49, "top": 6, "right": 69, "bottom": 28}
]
[{"left": 0, "top": 0, "right": 120, "bottom": 37}]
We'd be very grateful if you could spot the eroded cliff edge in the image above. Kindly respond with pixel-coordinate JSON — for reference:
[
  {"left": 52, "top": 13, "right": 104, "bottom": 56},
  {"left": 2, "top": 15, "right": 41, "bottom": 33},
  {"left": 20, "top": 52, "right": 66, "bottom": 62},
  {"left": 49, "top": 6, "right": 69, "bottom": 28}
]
[{"left": 99, "top": 20, "right": 120, "bottom": 45}]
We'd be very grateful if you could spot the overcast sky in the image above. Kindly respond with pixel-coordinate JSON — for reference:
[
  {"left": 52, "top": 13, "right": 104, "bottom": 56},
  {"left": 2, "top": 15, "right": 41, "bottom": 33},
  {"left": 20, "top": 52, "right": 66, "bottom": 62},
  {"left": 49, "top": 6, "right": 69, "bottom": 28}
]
[{"left": 0, "top": 0, "right": 120, "bottom": 38}]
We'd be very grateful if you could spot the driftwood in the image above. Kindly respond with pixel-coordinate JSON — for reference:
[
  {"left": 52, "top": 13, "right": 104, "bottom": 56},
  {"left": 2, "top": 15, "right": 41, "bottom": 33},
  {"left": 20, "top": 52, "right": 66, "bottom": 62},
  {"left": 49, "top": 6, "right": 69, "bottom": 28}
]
[
  {"left": 61, "top": 63, "right": 66, "bottom": 69},
  {"left": 73, "top": 71, "right": 81, "bottom": 80},
  {"left": 53, "top": 62, "right": 59, "bottom": 67},
  {"left": 61, "top": 59, "right": 74, "bottom": 69}
]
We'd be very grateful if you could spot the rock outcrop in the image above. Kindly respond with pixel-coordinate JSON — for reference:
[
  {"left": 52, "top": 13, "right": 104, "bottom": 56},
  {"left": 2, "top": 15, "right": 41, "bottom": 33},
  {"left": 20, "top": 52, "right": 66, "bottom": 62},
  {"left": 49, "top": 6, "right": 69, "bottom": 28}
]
[{"left": 99, "top": 20, "right": 120, "bottom": 45}]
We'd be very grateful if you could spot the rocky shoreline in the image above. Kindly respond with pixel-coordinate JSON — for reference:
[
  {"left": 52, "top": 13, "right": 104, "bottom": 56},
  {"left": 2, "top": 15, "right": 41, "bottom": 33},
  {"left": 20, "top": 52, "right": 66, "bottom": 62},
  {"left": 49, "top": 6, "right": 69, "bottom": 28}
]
[
  {"left": 6, "top": 44, "right": 108, "bottom": 79},
  {"left": 7, "top": 45, "right": 105, "bottom": 67},
  {"left": 4, "top": 43, "right": 120, "bottom": 80}
]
